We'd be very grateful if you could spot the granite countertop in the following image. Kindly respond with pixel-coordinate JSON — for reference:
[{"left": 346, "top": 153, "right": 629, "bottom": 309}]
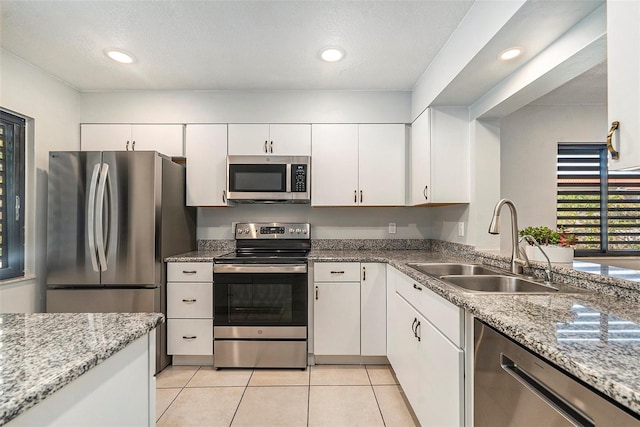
[
  {"left": 309, "top": 249, "right": 640, "bottom": 417},
  {"left": 165, "top": 250, "right": 231, "bottom": 262},
  {"left": 0, "top": 312, "right": 163, "bottom": 426}
]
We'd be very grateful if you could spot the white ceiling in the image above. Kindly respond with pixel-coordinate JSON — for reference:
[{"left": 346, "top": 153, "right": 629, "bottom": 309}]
[
  {"left": 0, "top": 0, "right": 607, "bottom": 105},
  {"left": 0, "top": 0, "right": 474, "bottom": 91}
]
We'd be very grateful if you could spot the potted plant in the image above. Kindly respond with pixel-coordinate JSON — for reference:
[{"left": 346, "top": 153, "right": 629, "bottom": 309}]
[{"left": 518, "top": 226, "right": 578, "bottom": 263}]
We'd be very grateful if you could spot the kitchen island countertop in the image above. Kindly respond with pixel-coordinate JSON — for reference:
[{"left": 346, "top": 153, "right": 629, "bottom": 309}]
[{"left": 0, "top": 312, "right": 163, "bottom": 426}]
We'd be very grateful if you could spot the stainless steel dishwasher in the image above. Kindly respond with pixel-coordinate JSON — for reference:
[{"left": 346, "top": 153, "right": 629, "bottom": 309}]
[{"left": 474, "top": 319, "right": 640, "bottom": 426}]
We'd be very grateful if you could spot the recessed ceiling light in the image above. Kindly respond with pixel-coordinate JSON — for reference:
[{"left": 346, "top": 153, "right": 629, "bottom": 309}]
[
  {"left": 320, "top": 47, "right": 345, "bottom": 62},
  {"left": 499, "top": 47, "right": 523, "bottom": 61},
  {"left": 104, "top": 49, "right": 135, "bottom": 64}
]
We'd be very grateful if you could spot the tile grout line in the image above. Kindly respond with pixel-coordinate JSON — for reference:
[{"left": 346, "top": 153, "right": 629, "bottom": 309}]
[
  {"left": 366, "top": 365, "right": 388, "bottom": 427},
  {"left": 307, "top": 366, "right": 312, "bottom": 426},
  {"left": 228, "top": 368, "right": 255, "bottom": 426},
  {"left": 156, "top": 365, "right": 203, "bottom": 424}
]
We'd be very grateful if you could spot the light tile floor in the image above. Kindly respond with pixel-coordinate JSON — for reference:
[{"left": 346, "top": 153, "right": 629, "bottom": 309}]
[{"left": 156, "top": 364, "right": 418, "bottom": 427}]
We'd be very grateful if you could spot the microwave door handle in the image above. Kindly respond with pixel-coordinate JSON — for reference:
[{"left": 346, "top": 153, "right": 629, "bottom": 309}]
[
  {"left": 87, "top": 163, "right": 101, "bottom": 272},
  {"left": 286, "top": 163, "right": 292, "bottom": 192}
]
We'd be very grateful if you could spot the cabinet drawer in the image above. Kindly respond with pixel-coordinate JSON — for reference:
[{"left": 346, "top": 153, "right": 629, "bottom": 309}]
[
  {"left": 314, "top": 262, "right": 361, "bottom": 282},
  {"left": 167, "top": 262, "right": 213, "bottom": 282},
  {"left": 167, "top": 283, "right": 213, "bottom": 319},
  {"left": 167, "top": 319, "right": 213, "bottom": 355},
  {"left": 396, "top": 270, "right": 463, "bottom": 347}
]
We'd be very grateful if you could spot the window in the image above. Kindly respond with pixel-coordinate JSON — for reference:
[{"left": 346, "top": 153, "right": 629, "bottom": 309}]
[
  {"left": 557, "top": 143, "right": 640, "bottom": 255},
  {"left": 0, "top": 111, "right": 25, "bottom": 279}
]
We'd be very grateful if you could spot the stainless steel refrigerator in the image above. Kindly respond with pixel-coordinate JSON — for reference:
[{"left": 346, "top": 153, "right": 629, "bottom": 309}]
[{"left": 46, "top": 151, "right": 196, "bottom": 372}]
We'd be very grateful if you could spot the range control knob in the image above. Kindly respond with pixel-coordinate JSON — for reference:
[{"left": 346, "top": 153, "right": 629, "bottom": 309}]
[
  {"left": 303, "top": 229, "right": 308, "bottom": 234},
  {"left": 295, "top": 228, "right": 301, "bottom": 234},
  {"left": 289, "top": 228, "right": 294, "bottom": 234}
]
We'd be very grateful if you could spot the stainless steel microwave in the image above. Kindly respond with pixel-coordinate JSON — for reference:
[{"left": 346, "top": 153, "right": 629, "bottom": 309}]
[{"left": 227, "top": 155, "right": 310, "bottom": 203}]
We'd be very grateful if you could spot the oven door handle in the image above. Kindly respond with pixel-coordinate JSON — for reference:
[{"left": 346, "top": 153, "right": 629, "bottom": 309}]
[{"left": 213, "top": 264, "right": 308, "bottom": 274}]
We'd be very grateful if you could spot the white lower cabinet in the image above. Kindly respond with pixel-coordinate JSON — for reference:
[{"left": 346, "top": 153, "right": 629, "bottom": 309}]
[
  {"left": 166, "top": 262, "right": 214, "bottom": 357},
  {"left": 313, "top": 262, "right": 386, "bottom": 356},
  {"left": 387, "top": 266, "right": 464, "bottom": 427}
]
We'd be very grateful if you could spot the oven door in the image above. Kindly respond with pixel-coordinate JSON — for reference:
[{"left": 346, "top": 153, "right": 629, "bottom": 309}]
[{"left": 213, "top": 264, "right": 308, "bottom": 327}]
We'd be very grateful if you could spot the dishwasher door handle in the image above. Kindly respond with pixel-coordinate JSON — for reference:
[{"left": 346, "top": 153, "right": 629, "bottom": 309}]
[{"left": 500, "top": 353, "right": 594, "bottom": 427}]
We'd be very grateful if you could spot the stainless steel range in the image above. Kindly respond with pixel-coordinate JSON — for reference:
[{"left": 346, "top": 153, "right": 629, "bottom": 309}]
[{"left": 213, "top": 223, "right": 310, "bottom": 369}]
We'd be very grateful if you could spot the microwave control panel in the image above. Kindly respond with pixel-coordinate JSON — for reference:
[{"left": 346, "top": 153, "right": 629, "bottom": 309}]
[{"left": 292, "top": 164, "right": 307, "bottom": 192}]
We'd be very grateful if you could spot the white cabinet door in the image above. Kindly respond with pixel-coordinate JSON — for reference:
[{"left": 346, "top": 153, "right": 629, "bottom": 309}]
[
  {"left": 269, "top": 124, "right": 311, "bottom": 155},
  {"left": 417, "top": 317, "right": 464, "bottom": 427},
  {"left": 313, "top": 281, "right": 361, "bottom": 356},
  {"left": 607, "top": 0, "right": 640, "bottom": 170},
  {"left": 358, "top": 124, "right": 406, "bottom": 206},
  {"left": 311, "top": 124, "right": 359, "bottom": 206},
  {"left": 81, "top": 124, "right": 132, "bottom": 151},
  {"left": 360, "top": 263, "right": 386, "bottom": 356},
  {"left": 228, "top": 124, "right": 269, "bottom": 155},
  {"left": 185, "top": 124, "right": 229, "bottom": 206},
  {"left": 410, "top": 108, "right": 470, "bottom": 205},
  {"left": 390, "top": 294, "right": 421, "bottom": 412},
  {"left": 410, "top": 111, "right": 431, "bottom": 205},
  {"left": 131, "top": 124, "right": 184, "bottom": 157},
  {"left": 81, "top": 124, "right": 184, "bottom": 156}
]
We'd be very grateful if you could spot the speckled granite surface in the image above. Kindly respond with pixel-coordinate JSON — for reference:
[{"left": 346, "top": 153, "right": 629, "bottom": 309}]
[
  {"left": 309, "top": 248, "right": 640, "bottom": 417},
  {"left": 0, "top": 312, "right": 163, "bottom": 426}
]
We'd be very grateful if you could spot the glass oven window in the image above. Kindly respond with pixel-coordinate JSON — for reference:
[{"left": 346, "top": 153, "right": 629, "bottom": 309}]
[
  {"left": 229, "top": 283, "right": 292, "bottom": 322},
  {"left": 229, "top": 164, "right": 286, "bottom": 192}
]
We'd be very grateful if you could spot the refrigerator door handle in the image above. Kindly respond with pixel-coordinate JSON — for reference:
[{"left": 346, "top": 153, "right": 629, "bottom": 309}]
[
  {"left": 87, "top": 164, "right": 101, "bottom": 272},
  {"left": 95, "top": 163, "right": 110, "bottom": 272}
]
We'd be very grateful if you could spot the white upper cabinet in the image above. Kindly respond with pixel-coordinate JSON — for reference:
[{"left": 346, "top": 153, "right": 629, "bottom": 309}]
[
  {"left": 312, "top": 124, "right": 406, "bottom": 206},
  {"left": 80, "top": 124, "right": 184, "bottom": 157},
  {"left": 185, "top": 124, "right": 229, "bottom": 206},
  {"left": 607, "top": 0, "right": 640, "bottom": 170},
  {"left": 410, "top": 107, "right": 470, "bottom": 205},
  {"left": 358, "top": 124, "right": 406, "bottom": 206},
  {"left": 311, "top": 124, "right": 359, "bottom": 206},
  {"left": 228, "top": 124, "right": 311, "bottom": 156}
]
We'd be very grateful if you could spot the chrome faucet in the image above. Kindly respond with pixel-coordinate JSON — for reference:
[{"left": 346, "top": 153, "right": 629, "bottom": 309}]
[
  {"left": 520, "top": 234, "right": 553, "bottom": 284},
  {"left": 488, "top": 198, "right": 529, "bottom": 274}
]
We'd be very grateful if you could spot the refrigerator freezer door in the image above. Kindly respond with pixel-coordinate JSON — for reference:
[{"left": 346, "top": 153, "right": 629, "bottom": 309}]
[
  {"left": 101, "top": 151, "right": 160, "bottom": 287},
  {"left": 47, "top": 151, "right": 102, "bottom": 286}
]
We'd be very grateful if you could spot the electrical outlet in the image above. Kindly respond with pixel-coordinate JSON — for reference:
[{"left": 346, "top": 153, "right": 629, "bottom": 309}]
[
  {"left": 458, "top": 222, "right": 465, "bottom": 237},
  {"left": 389, "top": 223, "right": 397, "bottom": 234}
]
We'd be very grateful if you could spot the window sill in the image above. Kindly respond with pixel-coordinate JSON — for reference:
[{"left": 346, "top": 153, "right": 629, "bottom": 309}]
[{"left": 0, "top": 274, "right": 37, "bottom": 287}]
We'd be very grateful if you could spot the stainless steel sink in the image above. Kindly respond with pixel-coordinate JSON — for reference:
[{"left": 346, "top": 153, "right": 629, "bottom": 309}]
[
  {"left": 407, "top": 263, "right": 499, "bottom": 276},
  {"left": 441, "top": 275, "right": 559, "bottom": 293}
]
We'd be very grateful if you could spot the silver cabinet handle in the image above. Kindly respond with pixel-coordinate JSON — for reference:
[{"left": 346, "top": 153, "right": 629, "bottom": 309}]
[
  {"left": 222, "top": 190, "right": 226, "bottom": 203},
  {"left": 423, "top": 186, "right": 428, "bottom": 200},
  {"left": 354, "top": 190, "right": 357, "bottom": 203},
  {"left": 416, "top": 320, "right": 421, "bottom": 341},
  {"left": 360, "top": 190, "right": 363, "bottom": 203},
  {"left": 270, "top": 141, "right": 273, "bottom": 153},
  {"left": 182, "top": 299, "right": 197, "bottom": 303},
  {"left": 411, "top": 317, "right": 417, "bottom": 335},
  {"left": 182, "top": 336, "right": 197, "bottom": 340},
  {"left": 264, "top": 140, "right": 268, "bottom": 153},
  {"left": 315, "top": 286, "right": 318, "bottom": 300},
  {"left": 413, "top": 283, "right": 422, "bottom": 291},
  {"left": 182, "top": 270, "right": 197, "bottom": 274},
  {"left": 362, "top": 266, "right": 366, "bottom": 281},
  {"left": 330, "top": 271, "right": 345, "bottom": 274},
  {"left": 126, "top": 140, "right": 130, "bottom": 151},
  {"left": 132, "top": 140, "right": 135, "bottom": 151}
]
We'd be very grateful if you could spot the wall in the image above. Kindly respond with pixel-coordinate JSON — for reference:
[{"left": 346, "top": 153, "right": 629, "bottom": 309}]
[
  {"left": 79, "top": 90, "right": 432, "bottom": 240},
  {"left": 498, "top": 104, "right": 606, "bottom": 253},
  {"left": 0, "top": 49, "right": 81, "bottom": 312}
]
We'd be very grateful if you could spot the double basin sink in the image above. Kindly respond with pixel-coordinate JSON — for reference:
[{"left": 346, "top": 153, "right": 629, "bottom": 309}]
[{"left": 407, "top": 263, "right": 582, "bottom": 294}]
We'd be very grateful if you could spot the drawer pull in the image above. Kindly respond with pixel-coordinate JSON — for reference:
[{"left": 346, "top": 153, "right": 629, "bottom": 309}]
[
  {"left": 330, "top": 271, "right": 345, "bottom": 274},
  {"left": 413, "top": 283, "right": 423, "bottom": 291},
  {"left": 182, "top": 270, "right": 197, "bottom": 274},
  {"left": 182, "top": 299, "right": 197, "bottom": 303},
  {"left": 182, "top": 336, "right": 197, "bottom": 340}
]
